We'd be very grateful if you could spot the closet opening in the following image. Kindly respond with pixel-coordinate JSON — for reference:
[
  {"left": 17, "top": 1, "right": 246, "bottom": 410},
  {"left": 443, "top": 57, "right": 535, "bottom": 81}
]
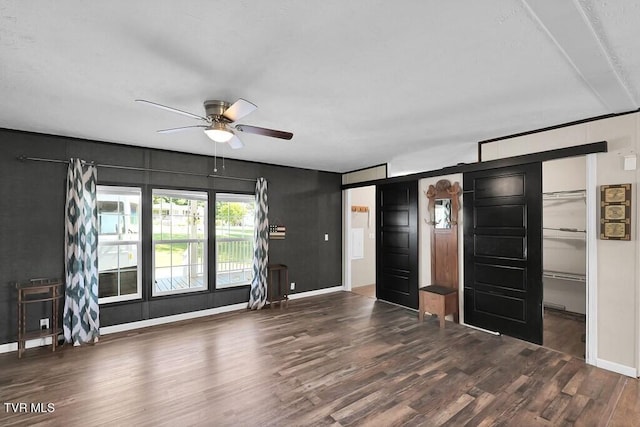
[{"left": 542, "top": 157, "right": 587, "bottom": 359}]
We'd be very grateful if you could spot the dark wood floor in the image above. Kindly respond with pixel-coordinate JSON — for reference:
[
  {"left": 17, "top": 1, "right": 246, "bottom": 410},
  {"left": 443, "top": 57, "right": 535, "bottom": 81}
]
[
  {"left": 355, "top": 286, "right": 587, "bottom": 359},
  {"left": 544, "top": 308, "right": 586, "bottom": 360},
  {"left": 351, "top": 283, "right": 376, "bottom": 299},
  {"left": 1, "top": 292, "right": 638, "bottom": 426}
]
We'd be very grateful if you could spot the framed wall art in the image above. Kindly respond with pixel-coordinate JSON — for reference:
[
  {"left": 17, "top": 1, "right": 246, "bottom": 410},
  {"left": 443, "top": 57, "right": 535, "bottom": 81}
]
[{"left": 600, "top": 183, "right": 631, "bottom": 240}]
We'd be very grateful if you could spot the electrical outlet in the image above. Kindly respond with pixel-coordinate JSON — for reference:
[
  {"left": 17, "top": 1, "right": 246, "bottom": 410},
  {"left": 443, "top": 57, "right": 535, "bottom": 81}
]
[
  {"left": 40, "top": 318, "right": 49, "bottom": 330},
  {"left": 324, "top": 233, "right": 329, "bottom": 241},
  {"left": 290, "top": 282, "right": 295, "bottom": 290}
]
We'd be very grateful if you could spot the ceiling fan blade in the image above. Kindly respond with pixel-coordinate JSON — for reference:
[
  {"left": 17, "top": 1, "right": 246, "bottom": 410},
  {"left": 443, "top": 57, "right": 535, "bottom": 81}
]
[
  {"left": 157, "top": 125, "right": 208, "bottom": 134},
  {"left": 235, "top": 124, "right": 293, "bottom": 140},
  {"left": 136, "top": 99, "right": 208, "bottom": 122},
  {"left": 227, "top": 134, "right": 244, "bottom": 149},
  {"left": 222, "top": 98, "right": 257, "bottom": 122}
]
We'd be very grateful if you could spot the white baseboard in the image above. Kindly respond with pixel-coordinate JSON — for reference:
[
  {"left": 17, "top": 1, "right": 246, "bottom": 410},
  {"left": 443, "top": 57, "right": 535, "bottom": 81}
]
[
  {"left": 0, "top": 337, "right": 54, "bottom": 354},
  {"left": 596, "top": 358, "right": 638, "bottom": 378},
  {"left": 288, "top": 285, "right": 342, "bottom": 300},
  {"left": 100, "top": 302, "right": 249, "bottom": 335},
  {"left": 0, "top": 286, "right": 344, "bottom": 354}
]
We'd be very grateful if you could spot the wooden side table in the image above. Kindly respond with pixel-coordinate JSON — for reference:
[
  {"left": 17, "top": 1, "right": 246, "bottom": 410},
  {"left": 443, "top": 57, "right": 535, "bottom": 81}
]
[
  {"left": 16, "top": 278, "right": 64, "bottom": 358},
  {"left": 267, "top": 264, "right": 289, "bottom": 309}
]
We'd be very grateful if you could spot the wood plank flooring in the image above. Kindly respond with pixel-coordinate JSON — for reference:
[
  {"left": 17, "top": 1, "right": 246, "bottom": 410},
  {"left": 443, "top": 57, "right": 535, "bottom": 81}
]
[
  {"left": 351, "top": 283, "right": 376, "bottom": 299},
  {"left": 0, "top": 291, "right": 638, "bottom": 426},
  {"left": 544, "top": 308, "right": 586, "bottom": 360}
]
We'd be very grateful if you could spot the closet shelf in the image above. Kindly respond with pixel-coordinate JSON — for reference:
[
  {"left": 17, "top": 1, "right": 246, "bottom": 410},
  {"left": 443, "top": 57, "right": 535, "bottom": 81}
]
[
  {"left": 543, "top": 270, "right": 586, "bottom": 282},
  {"left": 543, "top": 227, "right": 586, "bottom": 233},
  {"left": 543, "top": 227, "right": 586, "bottom": 241},
  {"left": 544, "top": 235, "right": 586, "bottom": 241},
  {"left": 543, "top": 190, "right": 586, "bottom": 200}
]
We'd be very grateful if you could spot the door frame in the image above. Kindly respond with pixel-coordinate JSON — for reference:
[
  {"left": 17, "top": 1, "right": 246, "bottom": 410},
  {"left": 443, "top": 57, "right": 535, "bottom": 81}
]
[
  {"left": 342, "top": 186, "right": 377, "bottom": 294},
  {"left": 343, "top": 188, "right": 353, "bottom": 292},
  {"left": 585, "top": 153, "right": 597, "bottom": 365}
]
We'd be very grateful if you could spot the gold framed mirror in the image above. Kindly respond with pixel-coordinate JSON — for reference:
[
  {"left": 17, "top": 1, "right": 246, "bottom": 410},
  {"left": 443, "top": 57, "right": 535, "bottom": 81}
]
[{"left": 426, "top": 180, "right": 460, "bottom": 229}]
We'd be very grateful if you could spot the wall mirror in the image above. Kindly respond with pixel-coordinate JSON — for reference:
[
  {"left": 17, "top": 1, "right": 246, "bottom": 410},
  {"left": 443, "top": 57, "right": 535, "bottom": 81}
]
[
  {"left": 434, "top": 198, "right": 452, "bottom": 229},
  {"left": 426, "top": 180, "right": 459, "bottom": 229}
]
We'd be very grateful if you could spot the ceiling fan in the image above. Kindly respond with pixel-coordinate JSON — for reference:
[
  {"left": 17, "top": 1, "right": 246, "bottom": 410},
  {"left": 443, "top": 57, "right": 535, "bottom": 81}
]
[{"left": 135, "top": 98, "right": 293, "bottom": 149}]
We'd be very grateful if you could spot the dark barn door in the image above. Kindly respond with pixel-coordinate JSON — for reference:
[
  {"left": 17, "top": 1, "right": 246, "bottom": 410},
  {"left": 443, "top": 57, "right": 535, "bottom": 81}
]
[
  {"left": 376, "top": 181, "right": 418, "bottom": 309},
  {"left": 463, "top": 163, "right": 543, "bottom": 344}
]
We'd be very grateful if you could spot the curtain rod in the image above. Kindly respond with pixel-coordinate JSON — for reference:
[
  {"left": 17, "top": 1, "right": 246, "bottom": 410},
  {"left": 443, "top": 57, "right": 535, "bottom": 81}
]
[{"left": 17, "top": 156, "right": 258, "bottom": 183}]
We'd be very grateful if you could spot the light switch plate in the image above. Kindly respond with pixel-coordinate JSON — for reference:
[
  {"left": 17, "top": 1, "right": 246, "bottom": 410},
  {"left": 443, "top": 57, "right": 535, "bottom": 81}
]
[{"left": 624, "top": 155, "right": 636, "bottom": 171}]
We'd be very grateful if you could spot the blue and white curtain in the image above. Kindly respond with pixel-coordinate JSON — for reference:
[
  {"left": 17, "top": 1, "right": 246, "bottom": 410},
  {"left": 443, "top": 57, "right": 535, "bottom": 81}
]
[
  {"left": 63, "top": 158, "right": 100, "bottom": 345},
  {"left": 248, "top": 178, "right": 269, "bottom": 310}
]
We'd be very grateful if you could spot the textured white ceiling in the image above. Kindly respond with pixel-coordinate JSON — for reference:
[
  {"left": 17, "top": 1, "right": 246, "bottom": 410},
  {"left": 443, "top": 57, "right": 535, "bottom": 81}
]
[{"left": 0, "top": 1, "right": 638, "bottom": 175}]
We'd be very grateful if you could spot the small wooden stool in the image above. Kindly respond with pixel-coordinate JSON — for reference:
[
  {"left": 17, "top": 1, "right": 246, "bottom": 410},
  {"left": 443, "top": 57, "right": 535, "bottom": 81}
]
[{"left": 418, "top": 285, "right": 458, "bottom": 328}]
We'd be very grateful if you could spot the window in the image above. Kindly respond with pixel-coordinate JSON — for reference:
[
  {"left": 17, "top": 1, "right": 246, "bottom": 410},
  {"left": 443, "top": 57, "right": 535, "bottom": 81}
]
[
  {"left": 97, "top": 186, "right": 142, "bottom": 303},
  {"left": 215, "top": 193, "right": 255, "bottom": 288},
  {"left": 153, "top": 189, "right": 208, "bottom": 295}
]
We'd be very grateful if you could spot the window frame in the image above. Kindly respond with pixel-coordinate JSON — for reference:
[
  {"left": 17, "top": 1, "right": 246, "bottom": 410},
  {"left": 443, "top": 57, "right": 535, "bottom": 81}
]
[
  {"left": 215, "top": 192, "right": 256, "bottom": 290},
  {"left": 152, "top": 188, "right": 209, "bottom": 297},
  {"left": 97, "top": 185, "right": 143, "bottom": 304}
]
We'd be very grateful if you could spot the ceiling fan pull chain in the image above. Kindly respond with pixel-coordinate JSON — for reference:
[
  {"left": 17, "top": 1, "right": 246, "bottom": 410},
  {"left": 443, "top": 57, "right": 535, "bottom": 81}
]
[{"left": 213, "top": 141, "right": 218, "bottom": 173}]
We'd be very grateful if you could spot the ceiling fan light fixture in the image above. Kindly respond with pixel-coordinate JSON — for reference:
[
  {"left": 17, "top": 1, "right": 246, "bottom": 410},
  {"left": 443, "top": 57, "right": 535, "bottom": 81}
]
[
  {"left": 204, "top": 123, "right": 233, "bottom": 143},
  {"left": 137, "top": 98, "right": 293, "bottom": 146}
]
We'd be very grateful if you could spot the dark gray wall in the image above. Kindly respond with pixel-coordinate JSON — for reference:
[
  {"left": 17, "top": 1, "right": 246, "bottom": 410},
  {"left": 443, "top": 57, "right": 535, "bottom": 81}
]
[{"left": 0, "top": 129, "right": 342, "bottom": 345}]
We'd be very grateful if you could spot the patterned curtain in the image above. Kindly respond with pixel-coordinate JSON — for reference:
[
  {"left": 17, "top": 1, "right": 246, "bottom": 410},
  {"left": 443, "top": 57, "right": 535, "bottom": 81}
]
[
  {"left": 63, "top": 158, "right": 100, "bottom": 345},
  {"left": 248, "top": 178, "right": 269, "bottom": 310}
]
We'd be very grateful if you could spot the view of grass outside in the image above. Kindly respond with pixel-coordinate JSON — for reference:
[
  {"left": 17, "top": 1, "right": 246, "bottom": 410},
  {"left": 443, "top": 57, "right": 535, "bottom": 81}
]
[
  {"left": 152, "top": 191, "right": 207, "bottom": 295},
  {"left": 216, "top": 194, "right": 255, "bottom": 288},
  {"left": 152, "top": 234, "right": 199, "bottom": 267},
  {"left": 97, "top": 189, "right": 257, "bottom": 296}
]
